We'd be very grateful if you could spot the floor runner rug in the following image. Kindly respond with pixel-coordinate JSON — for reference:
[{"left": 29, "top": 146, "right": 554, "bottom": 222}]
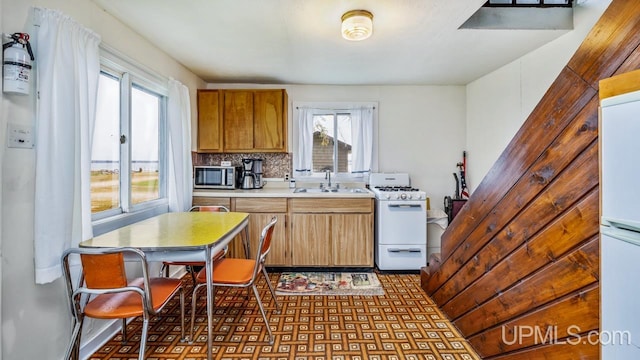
[{"left": 275, "top": 272, "right": 385, "bottom": 296}]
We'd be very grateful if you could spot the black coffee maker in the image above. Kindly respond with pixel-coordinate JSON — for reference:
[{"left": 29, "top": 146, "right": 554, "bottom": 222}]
[{"left": 240, "top": 158, "right": 264, "bottom": 189}]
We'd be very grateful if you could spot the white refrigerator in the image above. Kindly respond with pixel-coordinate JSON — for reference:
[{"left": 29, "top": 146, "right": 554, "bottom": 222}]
[{"left": 601, "top": 89, "right": 640, "bottom": 359}]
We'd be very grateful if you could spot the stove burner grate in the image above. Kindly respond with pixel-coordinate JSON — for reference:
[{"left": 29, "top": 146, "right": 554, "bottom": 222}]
[{"left": 374, "top": 186, "right": 420, "bottom": 192}]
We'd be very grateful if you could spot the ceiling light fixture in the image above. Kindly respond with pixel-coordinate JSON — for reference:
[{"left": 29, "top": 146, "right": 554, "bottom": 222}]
[{"left": 341, "top": 10, "right": 373, "bottom": 41}]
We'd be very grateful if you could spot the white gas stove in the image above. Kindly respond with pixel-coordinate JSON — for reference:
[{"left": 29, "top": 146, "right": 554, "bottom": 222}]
[{"left": 370, "top": 173, "right": 427, "bottom": 271}]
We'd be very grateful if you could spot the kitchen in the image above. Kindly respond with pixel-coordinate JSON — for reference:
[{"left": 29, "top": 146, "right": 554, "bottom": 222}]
[{"left": 0, "top": 0, "right": 616, "bottom": 359}]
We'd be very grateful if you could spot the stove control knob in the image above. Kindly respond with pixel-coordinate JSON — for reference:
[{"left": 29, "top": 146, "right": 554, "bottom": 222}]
[
  {"left": 385, "top": 194, "right": 391, "bottom": 200},
  {"left": 400, "top": 193, "right": 407, "bottom": 200}
]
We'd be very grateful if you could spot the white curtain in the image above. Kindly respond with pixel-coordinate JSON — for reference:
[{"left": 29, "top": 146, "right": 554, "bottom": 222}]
[
  {"left": 167, "top": 79, "right": 193, "bottom": 212},
  {"left": 350, "top": 106, "right": 374, "bottom": 177},
  {"left": 33, "top": 8, "right": 101, "bottom": 284},
  {"left": 294, "top": 107, "right": 314, "bottom": 176}
]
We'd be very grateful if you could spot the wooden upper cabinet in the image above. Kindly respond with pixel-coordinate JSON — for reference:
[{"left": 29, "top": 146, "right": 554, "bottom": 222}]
[
  {"left": 197, "top": 88, "right": 288, "bottom": 153},
  {"left": 197, "top": 90, "right": 223, "bottom": 152},
  {"left": 253, "top": 90, "right": 286, "bottom": 150},
  {"left": 223, "top": 91, "right": 254, "bottom": 151},
  {"left": 223, "top": 89, "right": 287, "bottom": 152}
]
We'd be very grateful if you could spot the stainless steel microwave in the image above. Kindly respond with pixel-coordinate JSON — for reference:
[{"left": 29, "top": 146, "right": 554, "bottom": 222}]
[{"left": 193, "top": 166, "right": 240, "bottom": 189}]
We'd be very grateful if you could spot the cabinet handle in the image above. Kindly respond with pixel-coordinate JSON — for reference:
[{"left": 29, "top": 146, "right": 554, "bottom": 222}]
[{"left": 387, "top": 248, "right": 422, "bottom": 253}]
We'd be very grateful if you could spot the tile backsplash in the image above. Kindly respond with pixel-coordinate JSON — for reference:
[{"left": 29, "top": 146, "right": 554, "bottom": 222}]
[{"left": 193, "top": 152, "right": 292, "bottom": 178}]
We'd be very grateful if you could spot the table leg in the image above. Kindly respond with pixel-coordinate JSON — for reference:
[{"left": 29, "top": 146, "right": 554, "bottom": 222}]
[
  {"left": 242, "top": 226, "right": 250, "bottom": 259},
  {"left": 205, "top": 247, "right": 213, "bottom": 360}
]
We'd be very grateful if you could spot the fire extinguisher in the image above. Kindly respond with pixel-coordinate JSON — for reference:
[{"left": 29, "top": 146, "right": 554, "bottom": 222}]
[{"left": 3, "top": 32, "right": 35, "bottom": 95}]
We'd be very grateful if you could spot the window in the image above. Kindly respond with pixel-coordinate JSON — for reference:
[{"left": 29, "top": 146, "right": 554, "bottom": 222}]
[
  {"left": 311, "top": 112, "right": 352, "bottom": 173},
  {"left": 91, "top": 62, "right": 167, "bottom": 219},
  {"left": 294, "top": 103, "right": 377, "bottom": 179}
]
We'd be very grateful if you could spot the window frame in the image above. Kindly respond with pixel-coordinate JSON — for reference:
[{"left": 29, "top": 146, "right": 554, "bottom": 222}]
[
  {"left": 293, "top": 101, "right": 379, "bottom": 181},
  {"left": 309, "top": 110, "right": 352, "bottom": 174},
  {"left": 91, "top": 46, "right": 169, "bottom": 232}
]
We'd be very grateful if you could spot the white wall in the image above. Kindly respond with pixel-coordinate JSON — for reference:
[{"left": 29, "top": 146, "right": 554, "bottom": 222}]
[
  {"left": 0, "top": 1, "right": 204, "bottom": 359},
  {"left": 208, "top": 84, "right": 467, "bottom": 209},
  {"left": 465, "top": 0, "right": 612, "bottom": 192},
  {"left": 0, "top": 4, "right": 4, "bottom": 358}
]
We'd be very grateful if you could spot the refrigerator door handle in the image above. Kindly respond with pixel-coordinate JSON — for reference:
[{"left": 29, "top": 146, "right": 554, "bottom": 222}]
[
  {"left": 601, "top": 226, "right": 640, "bottom": 247},
  {"left": 602, "top": 216, "right": 640, "bottom": 233}
]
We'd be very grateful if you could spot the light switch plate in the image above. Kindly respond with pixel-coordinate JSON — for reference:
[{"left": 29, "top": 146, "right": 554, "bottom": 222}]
[
  {"left": 220, "top": 161, "right": 231, "bottom": 166},
  {"left": 7, "top": 123, "right": 34, "bottom": 149}
]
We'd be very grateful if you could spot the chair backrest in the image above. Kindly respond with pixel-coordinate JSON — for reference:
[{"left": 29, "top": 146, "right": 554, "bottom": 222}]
[
  {"left": 62, "top": 247, "right": 153, "bottom": 313},
  {"left": 189, "top": 205, "right": 229, "bottom": 212},
  {"left": 81, "top": 253, "right": 128, "bottom": 289},
  {"left": 257, "top": 216, "right": 278, "bottom": 264}
]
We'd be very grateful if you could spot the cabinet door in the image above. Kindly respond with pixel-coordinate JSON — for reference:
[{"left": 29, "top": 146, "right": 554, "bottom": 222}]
[
  {"left": 332, "top": 214, "right": 374, "bottom": 266},
  {"left": 247, "top": 213, "right": 288, "bottom": 266},
  {"left": 223, "top": 91, "right": 254, "bottom": 151},
  {"left": 197, "top": 90, "right": 222, "bottom": 152},
  {"left": 254, "top": 90, "right": 285, "bottom": 151},
  {"left": 290, "top": 214, "right": 331, "bottom": 266}
]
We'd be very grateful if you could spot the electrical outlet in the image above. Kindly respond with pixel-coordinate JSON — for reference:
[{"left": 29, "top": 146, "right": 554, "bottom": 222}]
[
  {"left": 220, "top": 161, "right": 231, "bottom": 166},
  {"left": 284, "top": 173, "right": 290, "bottom": 181},
  {"left": 7, "top": 123, "right": 34, "bottom": 149}
]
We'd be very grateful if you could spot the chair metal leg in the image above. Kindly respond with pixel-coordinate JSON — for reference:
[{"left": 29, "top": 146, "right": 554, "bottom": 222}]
[
  {"left": 262, "top": 267, "right": 281, "bottom": 312},
  {"left": 179, "top": 287, "right": 186, "bottom": 341},
  {"left": 121, "top": 318, "right": 128, "bottom": 344},
  {"left": 139, "top": 316, "right": 149, "bottom": 360},
  {"left": 251, "top": 284, "right": 274, "bottom": 345},
  {"left": 163, "top": 263, "right": 170, "bottom": 277},
  {"left": 63, "top": 319, "right": 83, "bottom": 360},
  {"left": 189, "top": 283, "right": 204, "bottom": 343},
  {"left": 187, "top": 265, "right": 197, "bottom": 284},
  {"left": 242, "top": 226, "right": 251, "bottom": 259}
]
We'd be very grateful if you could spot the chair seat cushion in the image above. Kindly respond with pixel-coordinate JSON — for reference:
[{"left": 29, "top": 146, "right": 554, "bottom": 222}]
[
  {"left": 84, "top": 277, "right": 182, "bottom": 319},
  {"left": 195, "top": 258, "right": 258, "bottom": 285}
]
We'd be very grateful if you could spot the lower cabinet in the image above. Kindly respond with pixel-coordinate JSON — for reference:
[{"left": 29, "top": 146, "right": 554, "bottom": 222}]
[
  {"left": 235, "top": 198, "right": 288, "bottom": 266},
  {"left": 192, "top": 196, "right": 373, "bottom": 267},
  {"left": 289, "top": 198, "right": 374, "bottom": 267},
  {"left": 290, "top": 214, "right": 331, "bottom": 266},
  {"left": 332, "top": 213, "right": 373, "bottom": 266}
]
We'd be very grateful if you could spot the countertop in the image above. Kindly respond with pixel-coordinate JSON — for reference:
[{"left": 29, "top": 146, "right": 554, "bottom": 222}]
[{"left": 193, "top": 179, "right": 374, "bottom": 199}]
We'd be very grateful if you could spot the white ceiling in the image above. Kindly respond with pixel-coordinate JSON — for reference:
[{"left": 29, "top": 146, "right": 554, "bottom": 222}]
[{"left": 92, "top": 0, "right": 571, "bottom": 86}]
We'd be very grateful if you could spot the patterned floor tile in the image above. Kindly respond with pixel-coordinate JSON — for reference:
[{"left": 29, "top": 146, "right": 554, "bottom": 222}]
[{"left": 86, "top": 273, "right": 481, "bottom": 360}]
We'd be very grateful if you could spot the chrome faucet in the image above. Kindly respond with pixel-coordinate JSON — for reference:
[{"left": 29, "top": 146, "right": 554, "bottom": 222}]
[{"left": 325, "top": 170, "right": 332, "bottom": 188}]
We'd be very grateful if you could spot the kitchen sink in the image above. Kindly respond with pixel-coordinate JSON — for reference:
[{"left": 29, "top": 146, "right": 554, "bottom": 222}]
[{"left": 293, "top": 187, "right": 369, "bottom": 194}]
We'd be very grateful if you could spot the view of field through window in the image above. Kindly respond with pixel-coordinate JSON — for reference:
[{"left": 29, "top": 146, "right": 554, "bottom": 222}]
[
  {"left": 91, "top": 171, "right": 159, "bottom": 213},
  {"left": 91, "top": 73, "right": 161, "bottom": 213}
]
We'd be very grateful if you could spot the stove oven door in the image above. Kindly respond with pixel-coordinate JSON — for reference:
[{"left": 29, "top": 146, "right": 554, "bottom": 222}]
[
  {"left": 375, "top": 200, "right": 427, "bottom": 271},
  {"left": 376, "top": 200, "right": 426, "bottom": 245}
]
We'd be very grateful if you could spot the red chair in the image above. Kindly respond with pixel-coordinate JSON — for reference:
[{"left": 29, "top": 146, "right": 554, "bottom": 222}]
[
  {"left": 61, "top": 247, "right": 184, "bottom": 360},
  {"left": 189, "top": 216, "right": 281, "bottom": 344},
  {"left": 161, "top": 205, "right": 229, "bottom": 282}
]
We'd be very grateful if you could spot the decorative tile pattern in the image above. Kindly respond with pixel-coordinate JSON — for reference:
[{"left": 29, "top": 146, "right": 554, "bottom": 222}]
[
  {"left": 193, "top": 152, "right": 292, "bottom": 178},
  {"left": 87, "top": 273, "right": 480, "bottom": 359}
]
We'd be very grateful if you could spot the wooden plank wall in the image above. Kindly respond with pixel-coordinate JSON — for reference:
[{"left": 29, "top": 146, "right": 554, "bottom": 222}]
[{"left": 420, "top": 1, "right": 640, "bottom": 358}]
